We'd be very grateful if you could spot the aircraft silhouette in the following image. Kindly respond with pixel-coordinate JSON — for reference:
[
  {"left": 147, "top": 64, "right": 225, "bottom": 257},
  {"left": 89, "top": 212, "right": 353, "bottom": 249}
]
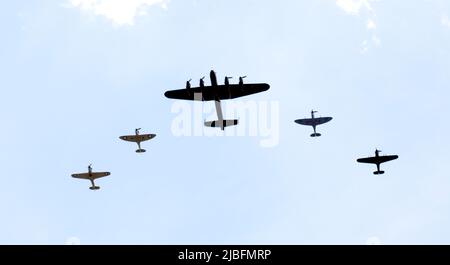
[
  {"left": 357, "top": 149, "right": 399, "bottom": 175},
  {"left": 295, "top": 110, "right": 333, "bottom": 137},
  {"left": 120, "top": 128, "right": 156, "bottom": 153},
  {"left": 71, "top": 164, "right": 110, "bottom": 190},
  {"left": 165, "top": 70, "right": 270, "bottom": 130}
]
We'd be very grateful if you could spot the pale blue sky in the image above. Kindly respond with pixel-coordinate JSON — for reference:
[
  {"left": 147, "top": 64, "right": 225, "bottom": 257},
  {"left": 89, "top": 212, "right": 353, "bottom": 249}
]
[{"left": 1, "top": 0, "right": 450, "bottom": 244}]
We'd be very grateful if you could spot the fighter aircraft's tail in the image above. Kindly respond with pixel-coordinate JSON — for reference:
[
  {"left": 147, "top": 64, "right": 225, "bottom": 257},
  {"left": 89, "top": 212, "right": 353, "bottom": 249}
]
[
  {"left": 89, "top": 186, "right": 100, "bottom": 190},
  {"left": 204, "top": 119, "right": 239, "bottom": 129},
  {"left": 373, "top": 171, "right": 385, "bottom": 175}
]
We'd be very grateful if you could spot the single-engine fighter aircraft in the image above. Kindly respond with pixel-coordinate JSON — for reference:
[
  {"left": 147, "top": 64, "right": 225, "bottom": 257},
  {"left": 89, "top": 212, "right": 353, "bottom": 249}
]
[
  {"left": 71, "top": 164, "right": 110, "bottom": 190},
  {"left": 294, "top": 110, "right": 333, "bottom": 137},
  {"left": 119, "top": 128, "right": 156, "bottom": 153},
  {"left": 357, "top": 149, "right": 399, "bottom": 175},
  {"left": 164, "top": 70, "right": 270, "bottom": 130}
]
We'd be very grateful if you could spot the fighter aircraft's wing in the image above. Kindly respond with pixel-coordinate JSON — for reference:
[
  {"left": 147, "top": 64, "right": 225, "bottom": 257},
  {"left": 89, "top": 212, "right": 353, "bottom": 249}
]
[
  {"left": 164, "top": 83, "right": 270, "bottom": 101},
  {"left": 120, "top": 134, "right": 156, "bottom": 142},
  {"left": 356, "top": 157, "right": 379, "bottom": 164},
  {"left": 377, "top": 155, "right": 399, "bottom": 163},
  {"left": 357, "top": 155, "right": 398, "bottom": 164},
  {"left": 295, "top": 117, "right": 332, "bottom": 126},
  {"left": 71, "top": 172, "right": 110, "bottom": 179}
]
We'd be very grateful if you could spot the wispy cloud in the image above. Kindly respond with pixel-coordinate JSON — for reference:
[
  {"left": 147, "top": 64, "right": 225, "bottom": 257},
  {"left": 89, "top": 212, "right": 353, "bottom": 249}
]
[
  {"left": 442, "top": 15, "right": 450, "bottom": 28},
  {"left": 69, "top": 0, "right": 169, "bottom": 26},
  {"left": 336, "top": 0, "right": 373, "bottom": 15},
  {"left": 335, "top": 0, "right": 380, "bottom": 53}
]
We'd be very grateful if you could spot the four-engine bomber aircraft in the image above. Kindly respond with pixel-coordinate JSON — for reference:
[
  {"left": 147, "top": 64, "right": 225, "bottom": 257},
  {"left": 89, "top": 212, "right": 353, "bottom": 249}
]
[
  {"left": 357, "top": 149, "right": 399, "bottom": 175},
  {"left": 120, "top": 128, "right": 156, "bottom": 153},
  {"left": 71, "top": 164, "right": 110, "bottom": 190},
  {"left": 164, "top": 70, "right": 270, "bottom": 130},
  {"left": 295, "top": 110, "right": 333, "bottom": 137}
]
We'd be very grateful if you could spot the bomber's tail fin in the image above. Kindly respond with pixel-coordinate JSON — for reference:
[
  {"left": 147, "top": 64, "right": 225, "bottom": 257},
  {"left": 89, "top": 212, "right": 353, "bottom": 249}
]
[{"left": 204, "top": 119, "right": 239, "bottom": 130}]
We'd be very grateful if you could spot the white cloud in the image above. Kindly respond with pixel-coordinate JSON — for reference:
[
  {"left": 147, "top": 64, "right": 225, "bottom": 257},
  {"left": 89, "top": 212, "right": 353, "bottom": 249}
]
[
  {"left": 336, "top": 0, "right": 373, "bottom": 15},
  {"left": 367, "top": 19, "right": 376, "bottom": 30},
  {"left": 69, "top": 0, "right": 169, "bottom": 26},
  {"left": 336, "top": 0, "right": 380, "bottom": 53},
  {"left": 442, "top": 15, "right": 450, "bottom": 28}
]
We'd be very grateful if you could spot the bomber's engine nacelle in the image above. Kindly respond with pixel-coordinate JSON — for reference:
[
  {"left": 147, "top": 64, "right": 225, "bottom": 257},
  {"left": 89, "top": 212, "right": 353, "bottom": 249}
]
[
  {"left": 199, "top": 76, "right": 205, "bottom": 88},
  {"left": 239, "top": 76, "right": 247, "bottom": 86},
  {"left": 186, "top": 79, "right": 192, "bottom": 89},
  {"left": 224, "top": 76, "right": 232, "bottom": 86}
]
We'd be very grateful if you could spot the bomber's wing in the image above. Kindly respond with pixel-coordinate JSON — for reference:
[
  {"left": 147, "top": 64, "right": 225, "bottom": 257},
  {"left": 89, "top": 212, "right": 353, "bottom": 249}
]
[
  {"left": 378, "top": 155, "right": 399, "bottom": 163},
  {"left": 356, "top": 157, "right": 379, "bottom": 164},
  {"left": 164, "top": 86, "right": 207, "bottom": 101},
  {"left": 71, "top": 172, "right": 110, "bottom": 179},
  {"left": 223, "top": 84, "right": 270, "bottom": 99},
  {"left": 164, "top": 83, "right": 270, "bottom": 101}
]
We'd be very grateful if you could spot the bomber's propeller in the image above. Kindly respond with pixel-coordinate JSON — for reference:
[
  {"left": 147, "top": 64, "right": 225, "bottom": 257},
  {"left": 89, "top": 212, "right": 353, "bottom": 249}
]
[
  {"left": 239, "top": 76, "right": 247, "bottom": 86},
  {"left": 224, "top": 76, "right": 233, "bottom": 86},
  {"left": 199, "top": 76, "right": 206, "bottom": 88},
  {"left": 186, "top": 79, "right": 192, "bottom": 90}
]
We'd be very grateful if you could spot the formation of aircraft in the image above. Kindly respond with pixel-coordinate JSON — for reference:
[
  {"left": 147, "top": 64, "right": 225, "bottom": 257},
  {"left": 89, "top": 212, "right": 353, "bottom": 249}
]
[
  {"left": 71, "top": 69, "right": 399, "bottom": 190},
  {"left": 71, "top": 164, "right": 110, "bottom": 190},
  {"left": 164, "top": 70, "right": 270, "bottom": 130},
  {"left": 357, "top": 149, "right": 399, "bottom": 175},
  {"left": 295, "top": 110, "right": 333, "bottom": 137},
  {"left": 120, "top": 128, "right": 156, "bottom": 153}
]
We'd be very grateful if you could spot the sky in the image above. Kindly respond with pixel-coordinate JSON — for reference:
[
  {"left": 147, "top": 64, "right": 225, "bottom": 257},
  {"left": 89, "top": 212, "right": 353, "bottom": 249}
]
[{"left": 1, "top": 0, "right": 450, "bottom": 244}]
